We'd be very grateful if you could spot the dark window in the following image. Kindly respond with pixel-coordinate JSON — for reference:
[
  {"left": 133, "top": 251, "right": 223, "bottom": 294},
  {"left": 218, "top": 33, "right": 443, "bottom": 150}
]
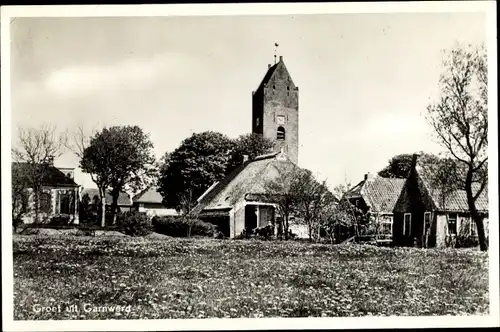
[
  {"left": 424, "top": 212, "right": 431, "bottom": 229},
  {"left": 448, "top": 214, "right": 457, "bottom": 235},
  {"left": 40, "top": 192, "right": 51, "bottom": 213},
  {"left": 58, "top": 191, "right": 75, "bottom": 215},
  {"left": 277, "top": 126, "right": 285, "bottom": 140},
  {"left": 470, "top": 220, "right": 477, "bottom": 237}
]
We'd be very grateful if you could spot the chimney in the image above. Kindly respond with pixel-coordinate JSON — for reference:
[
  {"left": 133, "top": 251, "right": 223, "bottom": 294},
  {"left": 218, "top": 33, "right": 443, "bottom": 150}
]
[
  {"left": 242, "top": 154, "right": 249, "bottom": 163},
  {"left": 268, "top": 64, "right": 271, "bottom": 69},
  {"left": 411, "top": 153, "right": 419, "bottom": 170},
  {"left": 47, "top": 155, "right": 55, "bottom": 166},
  {"left": 364, "top": 172, "right": 375, "bottom": 181},
  {"left": 279, "top": 56, "right": 283, "bottom": 62}
]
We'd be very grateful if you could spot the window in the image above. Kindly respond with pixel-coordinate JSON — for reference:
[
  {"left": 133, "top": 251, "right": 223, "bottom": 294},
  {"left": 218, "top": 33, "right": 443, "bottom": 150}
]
[
  {"left": 287, "top": 86, "right": 290, "bottom": 96},
  {"left": 423, "top": 212, "right": 431, "bottom": 232},
  {"left": 40, "top": 192, "right": 51, "bottom": 213},
  {"left": 403, "top": 213, "right": 411, "bottom": 236},
  {"left": 381, "top": 220, "right": 393, "bottom": 236},
  {"left": 448, "top": 213, "right": 457, "bottom": 235},
  {"left": 57, "top": 190, "right": 75, "bottom": 215},
  {"left": 470, "top": 219, "right": 478, "bottom": 237},
  {"left": 277, "top": 126, "right": 285, "bottom": 140}
]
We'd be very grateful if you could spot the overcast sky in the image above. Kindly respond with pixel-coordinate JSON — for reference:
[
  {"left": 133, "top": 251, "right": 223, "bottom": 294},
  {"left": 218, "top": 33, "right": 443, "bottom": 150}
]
[{"left": 10, "top": 12, "right": 486, "bottom": 190}]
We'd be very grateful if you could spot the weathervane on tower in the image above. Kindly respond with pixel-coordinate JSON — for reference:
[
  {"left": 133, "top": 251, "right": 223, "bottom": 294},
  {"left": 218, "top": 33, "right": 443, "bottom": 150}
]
[{"left": 274, "top": 42, "right": 279, "bottom": 64}]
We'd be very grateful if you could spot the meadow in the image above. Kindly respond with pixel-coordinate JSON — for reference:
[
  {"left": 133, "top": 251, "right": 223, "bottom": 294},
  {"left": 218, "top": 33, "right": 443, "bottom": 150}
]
[{"left": 13, "top": 234, "right": 489, "bottom": 320}]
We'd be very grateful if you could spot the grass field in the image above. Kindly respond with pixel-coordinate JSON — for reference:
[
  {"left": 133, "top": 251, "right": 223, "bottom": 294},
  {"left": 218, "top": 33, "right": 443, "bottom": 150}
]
[{"left": 13, "top": 234, "right": 489, "bottom": 320}]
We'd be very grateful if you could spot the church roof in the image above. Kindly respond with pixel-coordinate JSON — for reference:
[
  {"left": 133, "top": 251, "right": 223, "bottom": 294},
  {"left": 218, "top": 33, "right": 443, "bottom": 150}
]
[{"left": 192, "top": 151, "right": 298, "bottom": 214}]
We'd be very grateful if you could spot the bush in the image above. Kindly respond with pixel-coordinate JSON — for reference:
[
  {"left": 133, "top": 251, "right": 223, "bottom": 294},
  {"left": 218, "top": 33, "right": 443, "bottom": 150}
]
[
  {"left": 117, "top": 211, "right": 152, "bottom": 237},
  {"left": 49, "top": 215, "right": 72, "bottom": 226},
  {"left": 152, "top": 216, "right": 217, "bottom": 237}
]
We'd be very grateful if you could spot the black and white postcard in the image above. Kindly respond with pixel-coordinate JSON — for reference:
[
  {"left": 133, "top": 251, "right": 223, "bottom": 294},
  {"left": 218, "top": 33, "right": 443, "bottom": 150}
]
[{"left": 1, "top": 2, "right": 498, "bottom": 331}]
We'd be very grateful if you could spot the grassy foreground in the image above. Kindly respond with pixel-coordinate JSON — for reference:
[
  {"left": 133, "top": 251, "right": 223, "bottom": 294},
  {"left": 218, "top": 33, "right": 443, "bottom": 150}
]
[{"left": 13, "top": 234, "right": 489, "bottom": 320}]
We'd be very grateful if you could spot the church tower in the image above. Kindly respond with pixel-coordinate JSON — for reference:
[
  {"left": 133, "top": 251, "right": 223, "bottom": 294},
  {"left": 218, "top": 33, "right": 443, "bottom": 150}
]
[{"left": 252, "top": 55, "right": 299, "bottom": 164}]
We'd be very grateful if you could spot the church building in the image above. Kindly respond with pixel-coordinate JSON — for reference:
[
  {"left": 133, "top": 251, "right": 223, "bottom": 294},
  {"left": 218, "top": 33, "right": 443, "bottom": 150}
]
[{"left": 193, "top": 55, "right": 304, "bottom": 238}]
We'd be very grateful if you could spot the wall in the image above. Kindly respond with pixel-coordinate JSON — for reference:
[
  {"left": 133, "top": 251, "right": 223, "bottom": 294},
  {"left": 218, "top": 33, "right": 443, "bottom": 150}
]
[
  {"left": 20, "top": 187, "right": 79, "bottom": 224},
  {"left": 258, "top": 205, "right": 274, "bottom": 228},
  {"left": 136, "top": 203, "right": 178, "bottom": 217},
  {"left": 233, "top": 203, "right": 246, "bottom": 237},
  {"left": 435, "top": 213, "right": 448, "bottom": 248}
]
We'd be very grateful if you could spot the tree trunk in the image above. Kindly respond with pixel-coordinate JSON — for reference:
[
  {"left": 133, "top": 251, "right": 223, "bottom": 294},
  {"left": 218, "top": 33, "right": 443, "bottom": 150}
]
[
  {"left": 33, "top": 189, "right": 40, "bottom": 223},
  {"left": 99, "top": 187, "right": 106, "bottom": 228},
  {"left": 465, "top": 168, "right": 488, "bottom": 251},
  {"left": 110, "top": 189, "right": 120, "bottom": 225},
  {"left": 308, "top": 221, "right": 313, "bottom": 243},
  {"left": 284, "top": 214, "right": 289, "bottom": 240}
]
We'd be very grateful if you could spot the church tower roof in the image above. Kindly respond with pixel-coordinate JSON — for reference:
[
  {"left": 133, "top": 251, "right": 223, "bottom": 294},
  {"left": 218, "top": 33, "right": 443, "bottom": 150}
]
[{"left": 254, "top": 56, "right": 296, "bottom": 94}]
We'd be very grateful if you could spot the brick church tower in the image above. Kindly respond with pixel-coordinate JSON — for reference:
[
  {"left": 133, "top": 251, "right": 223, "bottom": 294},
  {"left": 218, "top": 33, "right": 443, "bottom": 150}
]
[{"left": 252, "top": 55, "right": 299, "bottom": 164}]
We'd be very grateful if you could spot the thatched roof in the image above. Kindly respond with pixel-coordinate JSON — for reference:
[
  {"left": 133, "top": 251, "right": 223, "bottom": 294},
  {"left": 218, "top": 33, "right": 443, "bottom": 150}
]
[{"left": 192, "top": 151, "right": 297, "bottom": 214}]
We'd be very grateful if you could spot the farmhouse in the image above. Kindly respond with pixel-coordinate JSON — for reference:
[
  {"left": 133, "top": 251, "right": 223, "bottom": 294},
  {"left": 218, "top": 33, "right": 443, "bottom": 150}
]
[
  {"left": 132, "top": 186, "right": 179, "bottom": 217},
  {"left": 393, "top": 154, "right": 489, "bottom": 248},
  {"left": 12, "top": 161, "right": 80, "bottom": 224},
  {"left": 193, "top": 151, "right": 299, "bottom": 238},
  {"left": 344, "top": 173, "right": 406, "bottom": 242}
]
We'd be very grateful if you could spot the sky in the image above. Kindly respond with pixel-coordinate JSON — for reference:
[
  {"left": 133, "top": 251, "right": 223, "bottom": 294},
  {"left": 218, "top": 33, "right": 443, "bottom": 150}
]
[{"left": 9, "top": 12, "right": 487, "bottom": 191}]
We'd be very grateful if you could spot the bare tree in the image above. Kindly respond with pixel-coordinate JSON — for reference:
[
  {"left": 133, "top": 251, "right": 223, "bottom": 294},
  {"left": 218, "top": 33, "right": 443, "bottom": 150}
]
[
  {"left": 12, "top": 124, "right": 67, "bottom": 223},
  {"left": 263, "top": 165, "right": 302, "bottom": 240},
  {"left": 293, "top": 170, "right": 337, "bottom": 242},
  {"left": 426, "top": 43, "right": 488, "bottom": 251}
]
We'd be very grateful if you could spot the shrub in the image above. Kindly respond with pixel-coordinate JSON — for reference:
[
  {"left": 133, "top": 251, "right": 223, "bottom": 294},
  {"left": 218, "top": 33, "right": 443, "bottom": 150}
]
[
  {"left": 117, "top": 211, "right": 152, "bottom": 237},
  {"left": 49, "top": 215, "right": 72, "bottom": 226},
  {"left": 152, "top": 216, "right": 217, "bottom": 237}
]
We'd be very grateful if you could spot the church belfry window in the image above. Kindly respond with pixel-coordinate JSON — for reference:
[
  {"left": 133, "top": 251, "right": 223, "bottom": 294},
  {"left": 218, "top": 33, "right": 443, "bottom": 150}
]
[{"left": 277, "top": 126, "right": 285, "bottom": 140}]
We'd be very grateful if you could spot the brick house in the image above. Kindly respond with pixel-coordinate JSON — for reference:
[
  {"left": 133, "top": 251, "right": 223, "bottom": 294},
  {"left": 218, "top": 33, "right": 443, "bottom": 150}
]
[
  {"left": 393, "top": 155, "right": 489, "bottom": 248},
  {"left": 344, "top": 173, "right": 406, "bottom": 242},
  {"left": 12, "top": 162, "right": 80, "bottom": 224}
]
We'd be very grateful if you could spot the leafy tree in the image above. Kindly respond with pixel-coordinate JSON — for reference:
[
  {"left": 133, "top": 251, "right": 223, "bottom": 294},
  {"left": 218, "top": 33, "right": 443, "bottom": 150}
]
[
  {"left": 378, "top": 154, "right": 415, "bottom": 178},
  {"left": 159, "top": 131, "right": 273, "bottom": 211},
  {"left": 158, "top": 131, "right": 236, "bottom": 211},
  {"left": 426, "top": 43, "right": 488, "bottom": 251},
  {"left": 81, "top": 126, "right": 156, "bottom": 226},
  {"left": 226, "top": 133, "right": 274, "bottom": 174},
  {"left": 12, "top": 125, "right": 67, "bottom": 223}
]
